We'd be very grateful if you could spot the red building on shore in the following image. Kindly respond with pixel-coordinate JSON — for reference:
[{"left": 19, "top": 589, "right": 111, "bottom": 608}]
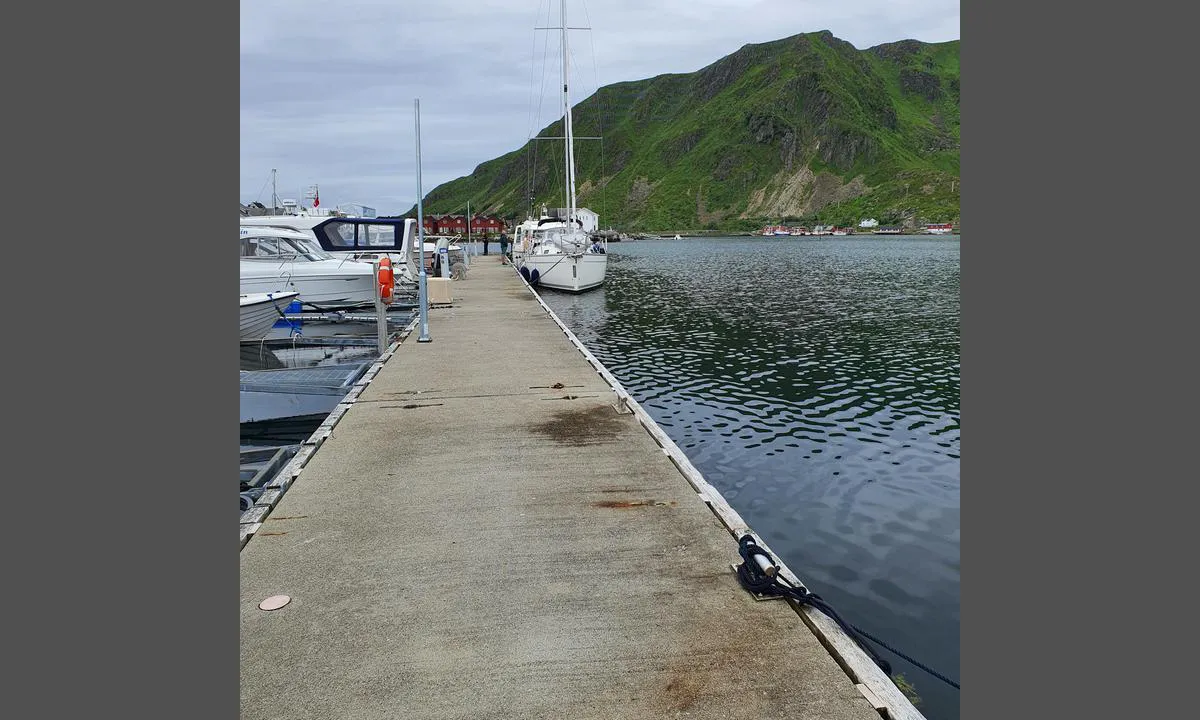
[{"left": 421, "top": 214, "right": 507, "bottom": 237}]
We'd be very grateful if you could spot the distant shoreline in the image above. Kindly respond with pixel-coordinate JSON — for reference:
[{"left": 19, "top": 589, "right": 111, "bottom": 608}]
[{"left": 623, "top": 231, "right": 961, "bottom": 238}]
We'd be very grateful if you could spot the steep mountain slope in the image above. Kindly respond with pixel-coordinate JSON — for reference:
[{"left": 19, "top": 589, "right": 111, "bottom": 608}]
[{"left": 412, "top": 30, "right": 959, "bottom": 231}]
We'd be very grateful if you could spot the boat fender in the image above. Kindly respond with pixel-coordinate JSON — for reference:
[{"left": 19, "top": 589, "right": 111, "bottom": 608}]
[
  {"left": 519, "top": 266, "right": 531, "bottom": 282},
  {"left": 378, "top": 257, "right": 394, "bottom": 302},
  {"left": 529, "top": 268, "right": 540, "bottom": 285}
]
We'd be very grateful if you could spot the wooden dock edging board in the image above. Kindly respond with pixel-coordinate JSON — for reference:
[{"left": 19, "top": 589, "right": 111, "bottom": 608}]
[{"left": 239, "top": 314, "right": 420, "bottom": 546}]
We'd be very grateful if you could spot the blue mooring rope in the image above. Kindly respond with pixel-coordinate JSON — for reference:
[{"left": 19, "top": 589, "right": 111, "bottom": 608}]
[{"left": 735, "top": 534, "right": 960, "bottom": 692}]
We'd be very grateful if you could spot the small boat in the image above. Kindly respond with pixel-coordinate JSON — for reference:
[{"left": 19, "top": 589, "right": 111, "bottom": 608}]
[
  {"left": 240, "top": 227, "right": 378, "bottom": 310},
  {"left": 513, "top": 0, "right": 607, "bottom": 294},
  {"left": 240, "top": 361, "right": 372, "bottom": 423},
  {"left": 673, "top": 234, "right": 682, "bottom": 240},
  {"left": 240, "top": 291, "right": 299, "bottom": 342}
]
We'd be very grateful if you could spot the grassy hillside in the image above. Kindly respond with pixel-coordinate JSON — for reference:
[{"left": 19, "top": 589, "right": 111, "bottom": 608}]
[{"left": 408, "top": 31, "right": 959, "bottom": 232}]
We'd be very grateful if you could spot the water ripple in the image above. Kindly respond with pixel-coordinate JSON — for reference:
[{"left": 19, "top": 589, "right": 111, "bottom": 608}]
[{"left": 539, "top": 236, "right": 960, "bottom": 720}]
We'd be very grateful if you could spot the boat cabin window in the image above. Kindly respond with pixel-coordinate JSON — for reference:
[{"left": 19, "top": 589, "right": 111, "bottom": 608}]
[
  {"left": 324, "top": 221, "right": 357, "bottom": 248},
  {"left": 288, "top": 237, "right": 331, "bottom": 260},
  {"left": 363, "top": 225, "right": 396, "bottom": 247},
  {"left": 286, "top": 237, "right": 334, "bottom": 261},
  {"left": 241, "top": 236, "right": 287, "bottom": 258},
  {"left": 317, "top": 220, "right": 400, "bottom": 249},
  {"left": 240, "top": 235, "right": 330, "bottom": 261}
]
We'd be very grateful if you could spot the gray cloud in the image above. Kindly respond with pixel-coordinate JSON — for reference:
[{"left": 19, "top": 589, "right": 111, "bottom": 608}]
[{"left": 241, "top": 0, "right": 958, "bottom": 214}]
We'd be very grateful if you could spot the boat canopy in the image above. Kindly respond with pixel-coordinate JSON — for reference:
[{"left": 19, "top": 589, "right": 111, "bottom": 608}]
[{"left": 242, "top": 216, "right": 417, "bottom": 254}]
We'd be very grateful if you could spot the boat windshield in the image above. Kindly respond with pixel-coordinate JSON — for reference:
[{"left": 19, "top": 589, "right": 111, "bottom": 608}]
[{"left": 240, "top": 235, "right": 335, "bottom": 261}]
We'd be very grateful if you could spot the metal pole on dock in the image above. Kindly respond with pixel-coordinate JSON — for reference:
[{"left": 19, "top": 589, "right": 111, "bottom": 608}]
[
  {"left": 374, "top": 258, "right": 387, "bottom": 355},
  {"left": 464, "top": 199, "right": 471, "bottom": 269},
  {"left": 414, "top": 98, "right": 431, "bottom": 343}
]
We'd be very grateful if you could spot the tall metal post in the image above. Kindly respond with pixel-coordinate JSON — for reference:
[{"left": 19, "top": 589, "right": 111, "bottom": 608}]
[
  {"left": 415, "top": 99, "right": 431, "bottom": 343},
  {"left": 464, "top": 199, "right": 471, "bottom": 269},
  {"left": 561, "top": 0, "right": 577, "bottom": 229},
  {"left": 374, "top": 258, "right": 387, "bottom": 355}
]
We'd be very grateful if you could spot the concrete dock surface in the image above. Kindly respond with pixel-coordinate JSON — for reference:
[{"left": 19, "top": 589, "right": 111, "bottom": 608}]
[{"left": 240, "top": 258, "right": 883, "bottom": 720}]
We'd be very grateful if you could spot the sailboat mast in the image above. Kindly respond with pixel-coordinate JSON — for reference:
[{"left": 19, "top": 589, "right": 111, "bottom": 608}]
[{"left": 560, "top": 0, "right": 577, "bottom": 229}]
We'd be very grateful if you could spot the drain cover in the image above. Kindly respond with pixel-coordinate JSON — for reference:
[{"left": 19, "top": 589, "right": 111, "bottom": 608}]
[{"left": 258, "top": 595, "right": 291, "bottom": 611}]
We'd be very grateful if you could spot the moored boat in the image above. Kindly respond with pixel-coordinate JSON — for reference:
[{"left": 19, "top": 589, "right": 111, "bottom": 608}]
[
  {"left": 240, "top": 227, "right": 377, "bottom": 310},
  {"left": 513, "top": 0, "right": 607, "bottom": 294},
  {"left": 241, "top": 215, "right": 423, "bottom": 284},
  {"left": 240, "top": 291, "right": 299, "bottom": 342}
]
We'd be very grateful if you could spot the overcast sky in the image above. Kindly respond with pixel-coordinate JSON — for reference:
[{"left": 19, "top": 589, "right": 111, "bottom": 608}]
[{"left": 241, "top": 0, "right": 959, "bottom": 215}]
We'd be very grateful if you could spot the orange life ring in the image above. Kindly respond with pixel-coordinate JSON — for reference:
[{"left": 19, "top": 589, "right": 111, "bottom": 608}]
[{"left": 378, "top": 257, "right": 394, "bottom": 302}]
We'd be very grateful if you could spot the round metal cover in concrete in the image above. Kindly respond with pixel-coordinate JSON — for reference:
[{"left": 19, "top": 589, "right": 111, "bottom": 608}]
[{"left": 258, "top": 595, "right": 291, "bottom": 611}]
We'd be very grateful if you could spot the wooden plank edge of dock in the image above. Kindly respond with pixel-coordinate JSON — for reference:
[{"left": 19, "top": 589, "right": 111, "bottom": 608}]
[{"left": 239, "top": 314, "right": 420, "bottom": 547}]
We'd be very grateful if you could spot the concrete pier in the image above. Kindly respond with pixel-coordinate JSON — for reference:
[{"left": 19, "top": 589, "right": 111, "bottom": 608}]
[{"left": 240, "top": 258, "right": 898, "bottom": 719}]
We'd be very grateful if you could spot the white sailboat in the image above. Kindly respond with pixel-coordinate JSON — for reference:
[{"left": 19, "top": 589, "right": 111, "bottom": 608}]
[{"left": 515, "top": 0, "right": 607, "bottom": 293}]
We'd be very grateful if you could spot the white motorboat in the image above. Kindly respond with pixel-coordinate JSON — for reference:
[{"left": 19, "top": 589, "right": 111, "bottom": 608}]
[
  {"left": 240, "top": 227, "right": 377, "bottom": 310},
  {"left": 240, "top": 215, "right": 425, "bottom": 284},
  {"left": 240, "top": 291, "right": 299, "bottom": 342},
  {"left": 513, "top": 0, "right": 607, "bottom": 293}
]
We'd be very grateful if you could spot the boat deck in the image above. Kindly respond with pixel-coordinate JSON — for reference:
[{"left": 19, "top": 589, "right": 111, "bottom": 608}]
[{"left": 240, "top": 259, "right": 895, "bottom": 720}]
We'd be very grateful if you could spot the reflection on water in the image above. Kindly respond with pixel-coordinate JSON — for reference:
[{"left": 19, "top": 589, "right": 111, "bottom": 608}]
[{"left": 538, "top": 236, "right": 960, "bottom": 720}]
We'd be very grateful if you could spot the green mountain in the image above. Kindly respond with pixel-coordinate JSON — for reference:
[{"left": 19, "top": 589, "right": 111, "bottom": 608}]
[{"left": 410, "top": 30, "right": 959, "bottom": 232}]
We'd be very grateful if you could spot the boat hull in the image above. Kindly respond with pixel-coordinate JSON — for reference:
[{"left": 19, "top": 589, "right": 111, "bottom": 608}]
[
  {"left": 240, "top": 260, "right": 376, "bottom": 309},
  {"left": 240, "top": 292, "right": 299, "bottom": 342},
  {"left": 517, "top": 252, "right": 607, "bottom": 293}
]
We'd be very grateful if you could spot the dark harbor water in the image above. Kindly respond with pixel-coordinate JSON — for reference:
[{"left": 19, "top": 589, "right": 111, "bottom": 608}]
[{"left": 538, "top": 235, "right": 960, "bottom": 720}]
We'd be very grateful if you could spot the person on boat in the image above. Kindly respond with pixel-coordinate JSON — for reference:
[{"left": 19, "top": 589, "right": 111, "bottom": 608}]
[{"left": 590, "top": 239, "right": 605, "bottom": 254}]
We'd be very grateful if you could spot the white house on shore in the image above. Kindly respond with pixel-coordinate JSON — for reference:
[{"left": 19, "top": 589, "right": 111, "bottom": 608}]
[
  {"left": 859, "top": 218, "right": 879, "bottom": 228},
  {"left": 550, "top": 207, "right": 598, "bottom": 232}
]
